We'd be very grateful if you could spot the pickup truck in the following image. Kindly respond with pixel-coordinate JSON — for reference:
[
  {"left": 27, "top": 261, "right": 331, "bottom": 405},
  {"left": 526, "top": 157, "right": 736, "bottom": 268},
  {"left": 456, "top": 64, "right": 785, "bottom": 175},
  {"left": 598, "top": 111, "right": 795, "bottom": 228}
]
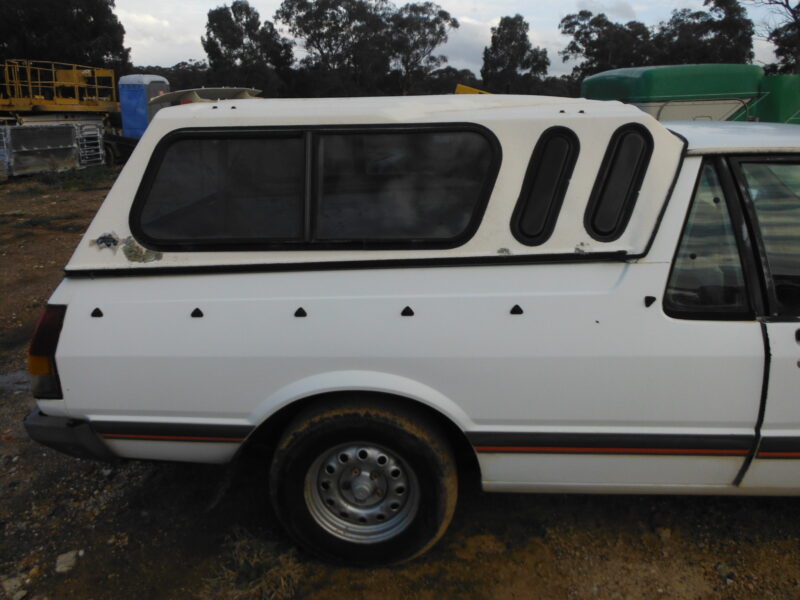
[{"left": 23, "top": 94, "right": 800, "bottom": 565}]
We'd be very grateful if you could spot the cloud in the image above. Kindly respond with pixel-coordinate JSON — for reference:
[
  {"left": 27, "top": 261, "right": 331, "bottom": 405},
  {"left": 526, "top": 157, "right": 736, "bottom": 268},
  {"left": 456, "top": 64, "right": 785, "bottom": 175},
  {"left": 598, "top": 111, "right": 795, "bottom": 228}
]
[
  {"left": 753, "top": 37, "right": 777, "bottom": 68},
  {"left": 116, "top": 1, "right": 211, "bottom": 66},
  {"left": 576, "top": 0, "right": 636, "bottom": 21},
  {"left": 443, "top": 15, "right": 576, "bottom": 78},
  {"left": 117, "top": 10, "right": 170, "bottom": 30},
  {"left": 441, "top": 17, "right": 493, "bottom": 75}
]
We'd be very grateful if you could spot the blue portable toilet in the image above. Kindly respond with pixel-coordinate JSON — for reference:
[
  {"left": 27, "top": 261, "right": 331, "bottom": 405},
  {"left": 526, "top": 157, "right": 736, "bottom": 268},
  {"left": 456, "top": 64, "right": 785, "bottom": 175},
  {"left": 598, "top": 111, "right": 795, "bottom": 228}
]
[{"left": 118, "top": 75, "right": 170, "bottom": 139}]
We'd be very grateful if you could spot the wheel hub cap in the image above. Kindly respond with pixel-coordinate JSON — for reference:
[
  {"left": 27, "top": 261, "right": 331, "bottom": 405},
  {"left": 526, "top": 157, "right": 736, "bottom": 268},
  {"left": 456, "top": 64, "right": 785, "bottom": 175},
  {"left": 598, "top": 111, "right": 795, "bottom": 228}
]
[{"left": 304, "top": 442, "right": 420, "bottom": 544}]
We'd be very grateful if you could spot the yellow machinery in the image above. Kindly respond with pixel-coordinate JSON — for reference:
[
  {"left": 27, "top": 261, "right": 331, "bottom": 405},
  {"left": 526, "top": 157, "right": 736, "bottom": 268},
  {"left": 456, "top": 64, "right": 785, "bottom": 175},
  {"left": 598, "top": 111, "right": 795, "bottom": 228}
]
[
  {"left": 0, "top": 59, "right": 118, "bottom": 113},
  {"left": 454, "top": 83, "right": 491, "bottom": 95},
  {"left": 0, "top": 60, "right": 119, "bottom": 179}
]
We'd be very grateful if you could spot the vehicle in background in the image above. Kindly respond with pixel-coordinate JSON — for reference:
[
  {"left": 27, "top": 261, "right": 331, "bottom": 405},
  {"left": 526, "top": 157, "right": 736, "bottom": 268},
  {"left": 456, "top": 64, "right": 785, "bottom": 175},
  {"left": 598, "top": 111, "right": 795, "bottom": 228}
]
[
  {"left": 0, "top": 60, "right": 115, "bottom": 179},
  {"left": 582, "top": 64, "right": 800, "bottom": 123},
  {"left": 1, "top": 59, "right": 261, "bottom": 178},
  {"left": 107, "top": 83, "right": 260, "bottom": 164}
]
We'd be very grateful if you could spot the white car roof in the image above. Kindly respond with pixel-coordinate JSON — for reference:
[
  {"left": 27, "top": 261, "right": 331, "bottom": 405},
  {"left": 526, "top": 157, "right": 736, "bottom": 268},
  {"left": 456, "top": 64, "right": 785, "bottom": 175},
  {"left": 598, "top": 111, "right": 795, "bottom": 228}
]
[
  {"left": 150, "top": 94, "right": 631, "bottom": 123},
  {"left": 666, "top": 121, "right": 800, "bottom": 155}
]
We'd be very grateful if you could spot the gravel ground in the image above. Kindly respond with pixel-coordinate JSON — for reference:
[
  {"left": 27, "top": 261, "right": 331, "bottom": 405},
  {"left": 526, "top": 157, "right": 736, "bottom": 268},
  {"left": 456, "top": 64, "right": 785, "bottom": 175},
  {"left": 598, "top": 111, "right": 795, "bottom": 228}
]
[{"left": 2, "top": 169, "right": 800, "bottom": 600}]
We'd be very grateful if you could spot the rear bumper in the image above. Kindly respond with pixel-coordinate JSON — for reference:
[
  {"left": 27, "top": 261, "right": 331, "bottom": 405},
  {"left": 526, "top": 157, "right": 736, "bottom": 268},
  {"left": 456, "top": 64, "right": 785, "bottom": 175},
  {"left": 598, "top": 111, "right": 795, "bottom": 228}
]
[{"left": 24, "top": 408, "right": 116, "bottom": 461}]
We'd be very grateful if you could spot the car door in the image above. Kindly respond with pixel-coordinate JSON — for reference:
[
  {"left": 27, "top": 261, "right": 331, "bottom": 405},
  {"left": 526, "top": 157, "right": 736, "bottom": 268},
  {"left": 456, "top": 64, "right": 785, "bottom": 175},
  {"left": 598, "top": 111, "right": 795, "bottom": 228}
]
[
  {"left": 475, "top": 157, "right": 766, "bottom": 491},
  {"left": 729, "top": 156, "right": 800, "bottom": 490}
]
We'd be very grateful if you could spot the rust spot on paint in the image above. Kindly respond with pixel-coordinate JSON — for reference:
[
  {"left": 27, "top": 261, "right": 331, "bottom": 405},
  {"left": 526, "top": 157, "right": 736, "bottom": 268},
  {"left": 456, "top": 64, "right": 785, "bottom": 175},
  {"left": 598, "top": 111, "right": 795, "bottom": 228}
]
[{"left": 121, "top": 236, "right": 162, "bottom": 263}]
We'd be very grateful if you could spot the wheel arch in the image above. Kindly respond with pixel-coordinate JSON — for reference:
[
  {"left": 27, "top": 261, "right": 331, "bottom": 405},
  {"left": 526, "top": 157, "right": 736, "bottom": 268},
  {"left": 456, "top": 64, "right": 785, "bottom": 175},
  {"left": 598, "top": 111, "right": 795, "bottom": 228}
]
[{"left": 238, "top": 390, "right": 481, "bottom": 491}]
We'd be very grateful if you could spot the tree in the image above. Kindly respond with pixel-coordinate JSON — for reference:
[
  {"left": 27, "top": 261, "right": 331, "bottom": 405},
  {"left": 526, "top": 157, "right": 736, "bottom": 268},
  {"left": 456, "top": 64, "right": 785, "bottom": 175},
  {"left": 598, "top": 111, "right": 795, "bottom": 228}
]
[
  {"left": 652, "top": 9, "right": 716, "bottom": 65},
  {"left": 418, "top": 66, "right": 479, "bottom": 93},
  {"left": 276, "top": 0, "right": 390, "bottom": 69},
  {"left": 0, "top": 0, "right": 130, "bottom": 71},
  {"left": 275, "top": 0, "right": 394, "bottom": 94},
  {"left": 706, "top": 0, "right": 755, "bottom": 62},
  {"left": 202, "top": 0, "right": 293, "bottom": 93},
  {"left": 481, "top": 15, "right": 549, "bottom": 93},
  {"left": 559, "top": 11, "right": 654, "bottom": 79},
  {"left": 770, "top": 18, "right": 800, "bottom": 72},
  {"left": 390, "top": 3, "right": 458, "bottom": 93},
  {"left": 744, "top": 1, "right": 799, "bottom": 73},
  {"left": 560, "top": 1, "right": 753, "bottom": 79},
  {"left": 652, "top": 0, "right": 753, "bottom": 64}
]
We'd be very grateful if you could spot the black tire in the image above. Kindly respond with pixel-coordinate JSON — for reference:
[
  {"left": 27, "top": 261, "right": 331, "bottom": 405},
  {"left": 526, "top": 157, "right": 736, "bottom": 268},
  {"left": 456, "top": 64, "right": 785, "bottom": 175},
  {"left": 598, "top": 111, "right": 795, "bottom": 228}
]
[
  {"left": 269, "top": 399, "right": 458, "bottom": 566},
  {"left": 103, "top": 142, "right": 118, "bottom": 166}
]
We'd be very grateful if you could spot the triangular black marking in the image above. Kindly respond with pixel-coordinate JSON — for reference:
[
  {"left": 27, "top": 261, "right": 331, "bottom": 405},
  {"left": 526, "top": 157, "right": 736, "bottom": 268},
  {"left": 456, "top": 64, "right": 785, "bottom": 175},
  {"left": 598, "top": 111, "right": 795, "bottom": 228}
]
[
  {"left": 294, "top": 307, "right": 307, "bottom": 317},
  {"left": 91, "top": 307, "right": 103, "bottom": 318},
  {"left": 191, "top": 308, "right": 204, "bottom": 318},
  {"left": 510, "top": 304, "right": 523, "bottom": 315},
  {"left": 401, "top": 306, "right": 414, "bottom": 317},
  {"left": 644, "top": 296, "right": 656, "bottom": 308}
]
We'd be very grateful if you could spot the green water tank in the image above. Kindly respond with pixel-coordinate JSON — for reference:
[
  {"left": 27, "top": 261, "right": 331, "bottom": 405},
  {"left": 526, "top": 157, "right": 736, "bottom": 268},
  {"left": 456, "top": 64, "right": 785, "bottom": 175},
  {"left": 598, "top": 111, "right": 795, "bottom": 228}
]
[
  {"left": 582, "top": 64, "right": 765, "bottom": 102},
  {"left": 749, "top": 75, "right": 800, "bottom": 124}
]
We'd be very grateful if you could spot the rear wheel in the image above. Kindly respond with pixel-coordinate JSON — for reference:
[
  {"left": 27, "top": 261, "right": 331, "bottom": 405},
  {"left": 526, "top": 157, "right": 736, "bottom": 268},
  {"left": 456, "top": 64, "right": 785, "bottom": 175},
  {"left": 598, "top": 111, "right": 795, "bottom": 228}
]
[{"left": 269, "top": 400, "right": 457, "bottom": 566}]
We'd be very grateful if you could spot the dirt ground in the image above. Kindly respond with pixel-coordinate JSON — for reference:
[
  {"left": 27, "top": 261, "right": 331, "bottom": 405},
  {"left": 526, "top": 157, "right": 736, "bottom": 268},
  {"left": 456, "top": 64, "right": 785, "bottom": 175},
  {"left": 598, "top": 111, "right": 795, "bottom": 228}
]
[{"left": 2, "top": 169, "right": 800, "bottom": 600}]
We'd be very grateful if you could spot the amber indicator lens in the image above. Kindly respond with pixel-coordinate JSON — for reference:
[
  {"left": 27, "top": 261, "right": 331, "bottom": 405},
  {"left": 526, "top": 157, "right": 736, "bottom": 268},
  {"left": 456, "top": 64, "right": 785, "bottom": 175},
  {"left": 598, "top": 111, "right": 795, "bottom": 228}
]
[{"left": 28, "top": 304, "right": 67, "bottom": 398}]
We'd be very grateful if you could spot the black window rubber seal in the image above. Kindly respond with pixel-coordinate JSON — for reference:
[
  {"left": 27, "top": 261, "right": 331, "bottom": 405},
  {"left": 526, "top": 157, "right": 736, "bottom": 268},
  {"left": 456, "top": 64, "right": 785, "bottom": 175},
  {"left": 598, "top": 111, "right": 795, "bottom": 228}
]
[
  {"left": 511, "top": 126, "right": 579, "bottom": 246},
  {"left": 584, "top": 123, "right": 654, "bottom": 243},
  {"left": 128, "top": 123, "right": 502, "bottom": 253}
]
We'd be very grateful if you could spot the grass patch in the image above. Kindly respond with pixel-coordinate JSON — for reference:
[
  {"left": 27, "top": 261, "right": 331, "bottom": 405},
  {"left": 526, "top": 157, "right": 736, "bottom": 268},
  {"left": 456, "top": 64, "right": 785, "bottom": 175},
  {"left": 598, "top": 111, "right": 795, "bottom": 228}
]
[
  {"left": 12, "top": 214, "right": 86, "bottom": 232},
  {"left": 14, "top": 216, "right": 52, "bottom": 228},
  {"left": 51, "top": 222, "right": 85, "bottom": 233},
  {"left": 0, "top": 323, "right": 34, "bottom": 352},
  {"left": 8, "top": 183, "right": 47, "bottom": 197},
  {"left": 36, "top": 165, "right": 120, "bottom": 190},
  {"left": 198, "top": 529, "right": 306, "bottom": 600}
]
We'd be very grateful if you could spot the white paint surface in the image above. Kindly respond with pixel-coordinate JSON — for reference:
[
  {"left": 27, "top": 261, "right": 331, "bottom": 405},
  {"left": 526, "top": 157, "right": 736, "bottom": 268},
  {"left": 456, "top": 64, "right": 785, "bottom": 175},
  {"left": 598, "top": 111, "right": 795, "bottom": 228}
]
[{"left": 40, "top": 97, "right": 800, "bottom": 494}]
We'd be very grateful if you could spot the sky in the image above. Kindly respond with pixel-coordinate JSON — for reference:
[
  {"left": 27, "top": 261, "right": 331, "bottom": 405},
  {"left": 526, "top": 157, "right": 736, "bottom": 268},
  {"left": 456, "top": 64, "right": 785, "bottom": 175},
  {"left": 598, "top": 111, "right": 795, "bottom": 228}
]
[{"left": 115, "top": 0, "right": 781, "bottom": 76}]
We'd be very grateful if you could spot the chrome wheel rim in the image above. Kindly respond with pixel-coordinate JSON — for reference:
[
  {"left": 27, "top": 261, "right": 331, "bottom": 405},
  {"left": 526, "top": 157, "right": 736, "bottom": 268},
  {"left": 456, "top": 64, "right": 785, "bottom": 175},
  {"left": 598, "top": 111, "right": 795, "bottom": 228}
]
[{"left": 304, "top": 442, "right": 419, "bottom": 544}]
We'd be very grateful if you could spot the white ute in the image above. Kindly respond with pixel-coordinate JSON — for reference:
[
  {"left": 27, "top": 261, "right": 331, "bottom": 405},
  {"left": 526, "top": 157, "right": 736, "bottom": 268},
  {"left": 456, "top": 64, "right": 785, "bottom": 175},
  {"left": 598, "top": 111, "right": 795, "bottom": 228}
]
[{"left": 24, "top": 94, "right": 800, "bottom": 565}]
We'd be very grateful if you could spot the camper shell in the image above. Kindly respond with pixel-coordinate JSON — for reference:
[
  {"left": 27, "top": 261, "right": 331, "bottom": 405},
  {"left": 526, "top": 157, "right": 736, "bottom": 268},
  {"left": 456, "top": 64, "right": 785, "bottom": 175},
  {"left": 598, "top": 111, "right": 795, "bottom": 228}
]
[
  {"left": 65, "top": 94, "right": 684, "bottom": 272},
  {"left": 24, "top": 94, "right": 800, "bottom": 566}
]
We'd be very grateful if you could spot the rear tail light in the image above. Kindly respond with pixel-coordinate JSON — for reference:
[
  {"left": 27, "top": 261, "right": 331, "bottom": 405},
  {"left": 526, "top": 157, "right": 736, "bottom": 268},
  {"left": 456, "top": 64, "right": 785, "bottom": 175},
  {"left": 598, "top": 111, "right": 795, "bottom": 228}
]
[{"left": 28, "top": 305, "right": 67, "bottom": 399}]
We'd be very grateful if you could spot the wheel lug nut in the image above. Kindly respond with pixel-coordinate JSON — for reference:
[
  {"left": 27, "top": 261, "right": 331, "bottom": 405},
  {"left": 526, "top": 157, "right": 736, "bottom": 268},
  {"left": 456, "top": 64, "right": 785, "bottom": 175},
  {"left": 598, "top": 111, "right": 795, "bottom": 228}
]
[
  {"left": 370, "top": 471, "right": 379, "bottom": 480},
  {"left": 352, "top": 468, "right": 360, "bottom": 476},
  {"left": 375, "top": 489, "right": 383, "bottom": 497}
]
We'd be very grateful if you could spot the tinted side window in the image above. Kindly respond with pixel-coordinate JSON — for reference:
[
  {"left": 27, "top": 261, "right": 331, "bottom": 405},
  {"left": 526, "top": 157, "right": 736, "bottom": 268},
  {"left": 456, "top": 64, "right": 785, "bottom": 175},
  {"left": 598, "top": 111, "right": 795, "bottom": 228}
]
[
  {"left": 134, "top": 127, "right": 498, "bottom": 250},
  {"left": 511, "top": 127, "right": 579, "bottom": 246},
  {"left": 664, "top": 163, "right": 751, "bottom": 319},
  {"left": 585, "top": 124, "right": 653, "bottom": 242},
  {"left": 740, "top": 161, "right": 800, "bottom": 315},
  {"left": 315, "top": 131, "right": 493, "bottom": 241},
  {"left": 138, "top": 135, "right": 305, "bottom": 245}
]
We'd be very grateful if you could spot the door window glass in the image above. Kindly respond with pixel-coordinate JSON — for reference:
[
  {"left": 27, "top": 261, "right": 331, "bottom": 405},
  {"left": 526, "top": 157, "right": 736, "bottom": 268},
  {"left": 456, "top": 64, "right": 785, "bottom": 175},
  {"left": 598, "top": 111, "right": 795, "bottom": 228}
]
[
  {"left": 664, "top": 163, "right": 750, "bottom": 318},
  {"left": 740, "top": 161, "right": 800, "bottom": 315}
]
